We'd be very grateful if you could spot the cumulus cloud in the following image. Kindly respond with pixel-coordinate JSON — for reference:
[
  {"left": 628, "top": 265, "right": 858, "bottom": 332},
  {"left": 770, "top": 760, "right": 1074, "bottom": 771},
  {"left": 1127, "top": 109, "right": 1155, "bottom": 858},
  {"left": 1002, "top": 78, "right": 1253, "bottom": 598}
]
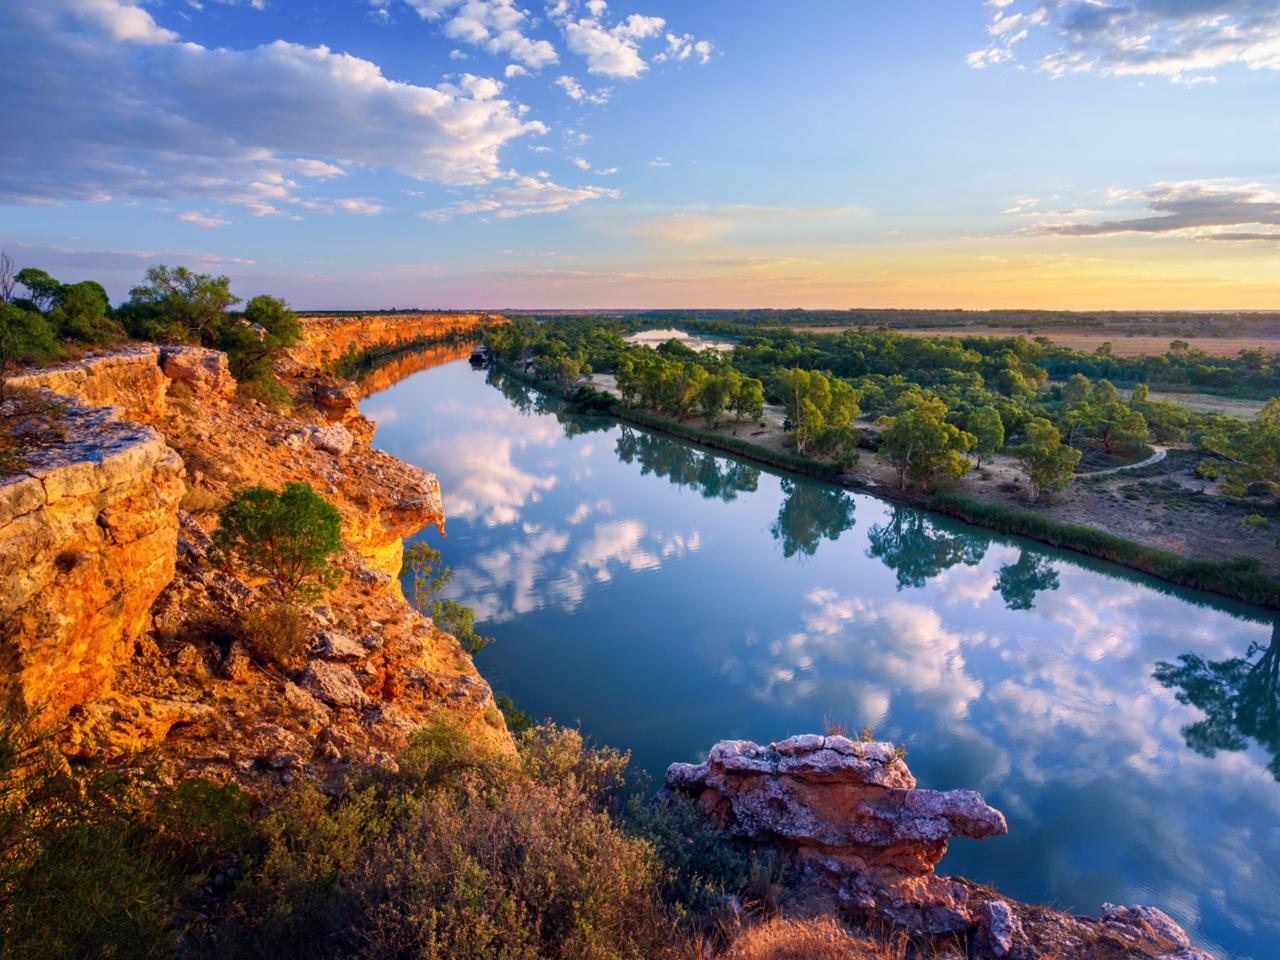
[
  {"left": 419, "top": 171, "right": 620, "bottom": 219},
  {"left": 554, "top": 73, "right": 612, "bottom": 103},
  {"left": 1029, "top": 179, "right": 1280, "bottom": 243},
  {"left": 1, "top": 0, "right": 546, "bottom": 210},
  {"left": 968, "top": 0, "right": 1280, "bottom": 81},
  {"left": 406, "top": 0, "right": 558, "bottom": 69}
]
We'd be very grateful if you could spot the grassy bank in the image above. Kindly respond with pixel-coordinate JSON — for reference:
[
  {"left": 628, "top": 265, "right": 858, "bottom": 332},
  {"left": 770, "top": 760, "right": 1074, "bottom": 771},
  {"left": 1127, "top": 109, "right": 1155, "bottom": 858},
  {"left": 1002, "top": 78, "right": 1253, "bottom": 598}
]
[
  {"left": 929, "top": 493, "right": 1280, "bottom": 609},
  {"left": 495, "top": 361, "right": 1280, "bottom": 611}
]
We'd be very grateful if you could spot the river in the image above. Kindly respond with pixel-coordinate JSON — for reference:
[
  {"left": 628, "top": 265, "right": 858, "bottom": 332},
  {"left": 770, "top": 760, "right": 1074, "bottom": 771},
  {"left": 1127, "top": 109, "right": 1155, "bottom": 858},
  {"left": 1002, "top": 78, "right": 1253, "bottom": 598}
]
[{"left": 363, "top": 354, "right": 1280, "bottom": 959}]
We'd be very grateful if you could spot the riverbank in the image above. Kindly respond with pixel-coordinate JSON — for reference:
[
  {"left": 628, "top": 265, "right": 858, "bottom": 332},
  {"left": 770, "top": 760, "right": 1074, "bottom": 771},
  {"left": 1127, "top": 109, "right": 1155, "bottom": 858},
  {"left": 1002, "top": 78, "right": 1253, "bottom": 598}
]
[{"left": 497, "top": 360, "right": 1280, "bottom": 610}]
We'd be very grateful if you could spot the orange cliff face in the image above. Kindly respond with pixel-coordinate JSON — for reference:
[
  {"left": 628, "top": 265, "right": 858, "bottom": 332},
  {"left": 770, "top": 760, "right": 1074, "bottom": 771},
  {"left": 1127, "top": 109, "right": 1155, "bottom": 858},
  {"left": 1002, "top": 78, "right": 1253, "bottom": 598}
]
[
  {"left": 280, "top": 312, "right": 507, "bottom": 377},
  {"left": 1, "top": 346, "right": 510, "bottom": 777},
  {"left": 353, "top": 340, "right": 476, "bottom": 397}
]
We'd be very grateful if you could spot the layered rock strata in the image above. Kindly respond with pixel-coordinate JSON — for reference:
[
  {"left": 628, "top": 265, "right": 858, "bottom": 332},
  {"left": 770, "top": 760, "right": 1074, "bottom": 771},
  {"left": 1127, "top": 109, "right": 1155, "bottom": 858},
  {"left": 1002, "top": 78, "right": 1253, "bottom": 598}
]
[
  {"left": 667, "top": 736, "right": 1211, "bottom": 960},
  {"left": 0, "top": 393, "right": 184, "bottom": 724},
  {"left": 280, "top": 312, "right": 503, "bottom": 377},
  {"left": 1, "top": 344, "right": 507, "bottom": 783}
]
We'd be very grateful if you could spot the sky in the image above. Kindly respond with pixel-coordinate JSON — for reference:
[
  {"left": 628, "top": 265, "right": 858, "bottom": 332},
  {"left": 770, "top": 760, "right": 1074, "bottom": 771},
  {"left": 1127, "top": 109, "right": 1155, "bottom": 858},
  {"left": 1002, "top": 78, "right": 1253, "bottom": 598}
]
[{"left": 2, "top": 0, "right": 1279, "bottom": 311}]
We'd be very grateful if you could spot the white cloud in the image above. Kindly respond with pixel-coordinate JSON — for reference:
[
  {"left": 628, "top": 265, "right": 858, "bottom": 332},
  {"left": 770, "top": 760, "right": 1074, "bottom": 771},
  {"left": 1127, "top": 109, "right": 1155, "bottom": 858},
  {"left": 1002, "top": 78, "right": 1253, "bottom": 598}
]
[
  {"left": 655, "top": 31, "right": 713, "bottom": 64},
  {"left": 504, "top": 63, "right": 528, "bottom": 77},
  {"left": 570, "top": 156, "right": 592, "bottom": 170},
  {"left": 333, "top": 198, "right": 385, "bottom": 215},
  {"left": 1, "top": 0, "right": 547, "bottom": 210},
  {"left": 969, "top": 0, "right": 1280, "bottom": 82},
  {"left": 406, "top": 0, "right": 559, "bottom": 69},
  {"left": 175, "top": 211, "right": 231, "bottom": 227},
  {"left": 555, "top": 73, "right": 612, "bottom": 103},
  {"left": 419, "top": 171, "right": 620, "bottom": 219}
]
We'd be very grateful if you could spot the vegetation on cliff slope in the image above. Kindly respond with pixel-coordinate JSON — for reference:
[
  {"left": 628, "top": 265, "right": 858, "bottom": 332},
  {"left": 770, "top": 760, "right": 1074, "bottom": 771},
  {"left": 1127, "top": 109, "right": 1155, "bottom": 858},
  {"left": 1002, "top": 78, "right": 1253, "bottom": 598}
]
[{"left": 0, "top": 713, "right": 788, "bottom": 960}]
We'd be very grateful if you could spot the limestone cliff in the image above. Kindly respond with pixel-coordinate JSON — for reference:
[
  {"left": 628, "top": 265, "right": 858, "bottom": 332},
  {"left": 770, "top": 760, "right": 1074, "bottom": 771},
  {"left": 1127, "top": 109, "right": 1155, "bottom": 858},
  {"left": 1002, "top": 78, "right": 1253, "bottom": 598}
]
[
  {"left": 281, "top": 311, "right": 504, "bottom": 377},
  {"left": 1, "top": 345, "right": 507, "bottom": 785},
  {"left": 0, "top": 387, "right": 183, "bottom": 725}
]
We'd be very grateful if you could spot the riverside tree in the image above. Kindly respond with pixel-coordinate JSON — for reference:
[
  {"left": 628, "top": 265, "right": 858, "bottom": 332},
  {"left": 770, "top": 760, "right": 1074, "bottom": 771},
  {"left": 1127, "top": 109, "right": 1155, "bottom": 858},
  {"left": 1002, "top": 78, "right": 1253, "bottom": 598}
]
[
  {"left": 773, "top": 368, "right": 859, "bottom": 455},
  {"left": 967, "top": 406, "right": 1005, "bottom": 466},
  {"left": 1015, "top": 417, "right": 1081, "bottom": 502},
  {"left": 875, "top": 396, "right": 975, "bottom": 490},
  {"left": 403, "top": 541, "right": 494, "bottom": 654}
]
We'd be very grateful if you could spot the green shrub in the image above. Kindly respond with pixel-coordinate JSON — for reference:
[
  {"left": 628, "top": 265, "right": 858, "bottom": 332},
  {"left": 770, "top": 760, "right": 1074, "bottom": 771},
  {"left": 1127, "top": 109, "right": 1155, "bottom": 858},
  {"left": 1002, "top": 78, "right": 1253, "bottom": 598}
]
[
  {"left": 235, "top": 373, "right": 293, "bottom": 411},
  {"left": 212, "top": 720, "right": 686, "bottom": 960},
  {"left": 0, "top": 302, "right": 61, "bottom": 365},
  {"left": 212, "top": 482, "right": 343, "bottom": 602},
  {"left": 403, "top": 541, "right": 494, "bottom": 654},
  {"left": 0, "top": 714, "right": 254, "bottom": 960}
]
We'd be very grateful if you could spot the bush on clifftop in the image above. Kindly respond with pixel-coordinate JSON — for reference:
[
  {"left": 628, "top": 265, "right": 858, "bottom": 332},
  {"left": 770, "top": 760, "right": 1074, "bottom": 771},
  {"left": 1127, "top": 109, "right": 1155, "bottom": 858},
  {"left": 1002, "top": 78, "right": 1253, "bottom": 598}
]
[{"left": 211, "top": 481, "right": 343, "bottom": 603}]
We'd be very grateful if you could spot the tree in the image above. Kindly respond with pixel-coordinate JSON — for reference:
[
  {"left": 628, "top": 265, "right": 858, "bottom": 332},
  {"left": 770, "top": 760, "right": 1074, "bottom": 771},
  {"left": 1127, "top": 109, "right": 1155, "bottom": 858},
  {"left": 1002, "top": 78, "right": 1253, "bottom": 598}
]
[
  {"left": 696, "top": 373, "right": 733, "bottom": 426},
  {"left": 49, "top": 280, "right": 120, "bottom": 345},
  {"left": 14, "top": 268, "right": 61, "bottom": 312},
  {"left": 1199, "top": 398, "right": 1280, "bottom": 497},
  {"left": 0, "top": 251, "right": 15, "bottom": 304},
  {"left": 1015, "top": 417, "right": 1081, "bottom": 502},
  {"left": 403, "top": 541, "right": 494, "bottom": 654},
  {"left": 875, "top": 396, "right": 975, "bottom": 490},
  {"left": 0, "top": 302, "right": 60, "bottom": 365},
  {"left": 220, "top": 294, "right": 302, "bottom": 381},
  {"left": 211, "top": 481, "right": 343, "bottom": 602},
  {"left": 119, "top": 265, "right": 239, "bottom": 343},
  {"left": 1063, "top": 372, "right": 1091, "bottom": 407},
  {"left": 967, "top": 406, "right": 1005, "bottom": 466},
  {"left": 731, "top": 376, "right": 765, "bottom": 423}
]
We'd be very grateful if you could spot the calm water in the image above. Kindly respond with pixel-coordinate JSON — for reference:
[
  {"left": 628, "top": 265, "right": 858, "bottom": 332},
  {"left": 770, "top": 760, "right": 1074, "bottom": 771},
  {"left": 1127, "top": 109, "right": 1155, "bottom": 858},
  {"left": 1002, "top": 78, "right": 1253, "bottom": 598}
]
[{"left": 366, "top": 357, "right": 1280, "bottom": 959}]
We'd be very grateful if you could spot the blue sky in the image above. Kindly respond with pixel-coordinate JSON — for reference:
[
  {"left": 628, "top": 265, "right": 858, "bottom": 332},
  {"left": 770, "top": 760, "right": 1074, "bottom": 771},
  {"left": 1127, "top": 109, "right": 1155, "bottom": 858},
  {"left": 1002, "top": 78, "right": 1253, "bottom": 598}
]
[{"left": 3, "top": 0, "right": 1279, "bottom": 309}]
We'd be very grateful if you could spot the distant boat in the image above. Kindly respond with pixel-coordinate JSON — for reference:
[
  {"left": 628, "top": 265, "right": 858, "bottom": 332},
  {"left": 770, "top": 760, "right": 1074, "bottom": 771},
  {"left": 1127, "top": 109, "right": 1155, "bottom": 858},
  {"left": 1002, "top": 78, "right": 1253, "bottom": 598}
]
[{"left": 469, "top": 345, "right": 489, "bottom": 366}]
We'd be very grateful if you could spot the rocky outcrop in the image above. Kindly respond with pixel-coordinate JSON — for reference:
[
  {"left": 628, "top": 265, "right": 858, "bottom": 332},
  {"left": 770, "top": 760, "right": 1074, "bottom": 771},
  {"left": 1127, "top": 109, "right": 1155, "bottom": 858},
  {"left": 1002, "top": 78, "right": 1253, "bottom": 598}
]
[
  {"left": 0, "top": 395, "right": 184, "bottom": 724},
  {"left": 2, "top": 342, "right": 505, "bottom": 784},
  {"left": 5, "top": 346, "right": 169, "bottom": 422},
  {"left": 667, "top": 736, "right": 1211, "bottom": 960},
  {"left": 280, "top": 312, "right": 504, "bottom": 377}
]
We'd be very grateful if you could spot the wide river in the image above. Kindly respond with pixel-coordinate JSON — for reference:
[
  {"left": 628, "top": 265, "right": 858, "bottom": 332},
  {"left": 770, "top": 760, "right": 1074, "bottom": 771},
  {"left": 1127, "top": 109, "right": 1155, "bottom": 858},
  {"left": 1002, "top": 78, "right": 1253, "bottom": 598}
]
[{"left": 365, "top": 355, "right": 1280, "bottom": 959}]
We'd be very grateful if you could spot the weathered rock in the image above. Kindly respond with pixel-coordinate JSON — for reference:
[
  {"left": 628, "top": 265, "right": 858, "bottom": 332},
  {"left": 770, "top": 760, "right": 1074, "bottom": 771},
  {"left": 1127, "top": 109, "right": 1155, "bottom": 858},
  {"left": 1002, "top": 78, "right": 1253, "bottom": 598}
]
[
  {"left": 277, "top": 313, "right": 504, "bottom": 379},
  {"left": 312, "top": 629, "right": 367, "bottom": 662},
  {"left": 5, "top": 347, "right": 168, "bottom": 421},
  {"left": 63, "top": 695, "right": 214, "bottom": 759},
  {"left": 666, "top": 736, "right": 1001, "bottom": 880},
  {"left": 311, "top": 423, "right": 354, "bottom": 457},
  {"left": 0, "top": 399, "right": 184, "bottom": 724},
  {"left": 303, "top": 661, "right": 369, "bottom": 709},
  {"left": 159, "top": 346, "right": 236, "bottom": 401},
  {"left": 668, "top": 736, "right": 1209, "bottom": 958},
  {"left": 975, "top": 899, "right": 1021, "bottom": 957}
]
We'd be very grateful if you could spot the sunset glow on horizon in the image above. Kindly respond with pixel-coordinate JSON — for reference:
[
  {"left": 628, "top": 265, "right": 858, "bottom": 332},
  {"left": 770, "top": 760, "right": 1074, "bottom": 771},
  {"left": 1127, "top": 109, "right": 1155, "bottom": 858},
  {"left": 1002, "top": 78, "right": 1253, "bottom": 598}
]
[{"left": 4, "top": 1, "right": 1279, "bottom": 310}]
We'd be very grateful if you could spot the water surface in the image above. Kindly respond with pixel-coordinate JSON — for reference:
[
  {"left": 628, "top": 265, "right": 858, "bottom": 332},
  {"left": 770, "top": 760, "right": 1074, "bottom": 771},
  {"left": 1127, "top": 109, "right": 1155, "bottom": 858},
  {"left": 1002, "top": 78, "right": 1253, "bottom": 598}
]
[{"left": 365, "top": 357, "right": 1280, "bottom": 959}]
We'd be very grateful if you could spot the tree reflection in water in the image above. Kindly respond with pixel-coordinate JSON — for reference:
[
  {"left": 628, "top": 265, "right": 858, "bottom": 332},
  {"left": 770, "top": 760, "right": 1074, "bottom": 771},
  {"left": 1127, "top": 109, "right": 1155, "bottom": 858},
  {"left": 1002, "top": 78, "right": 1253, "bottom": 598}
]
[
  {"left": 614, "top": 426, "right": 760, "bottom": 502},
  {"left": 1155, "top": 622, "right": 1280, "bottom": 780},
  {"left": 994, "top": 550, "right": 1061, "bottom": 611},
  {"left": 770, "top": 479, "right": 857, "bottom": 559},
  {"left": 866, "top": 507, "right": 988, "bottom": 590}
]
